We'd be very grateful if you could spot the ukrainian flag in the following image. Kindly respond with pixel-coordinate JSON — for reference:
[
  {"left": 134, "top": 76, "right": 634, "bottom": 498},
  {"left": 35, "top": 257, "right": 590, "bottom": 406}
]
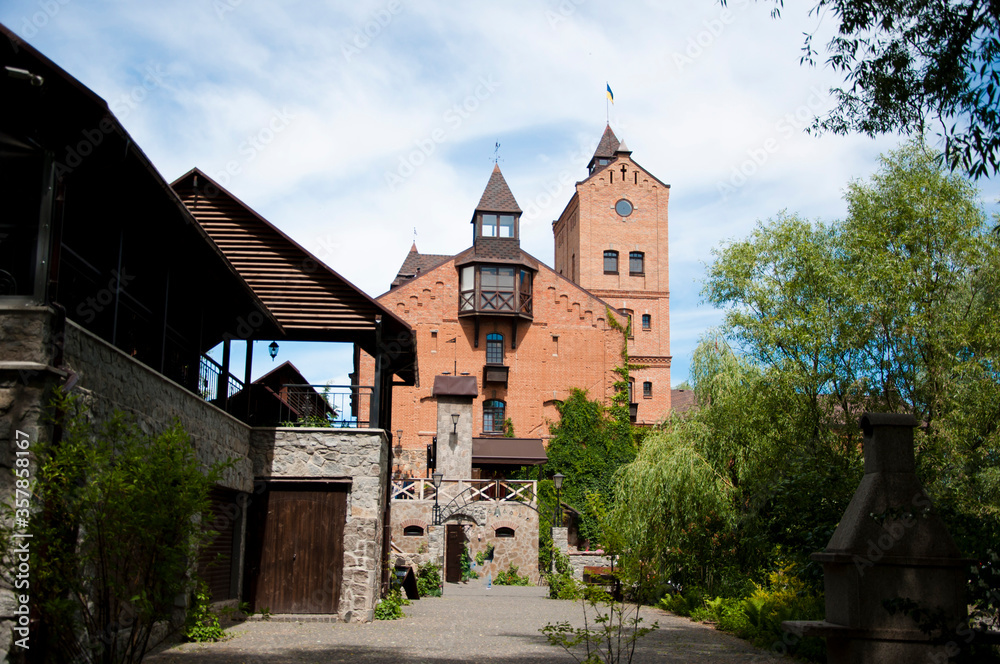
[{"left": 606, "top": 83, "right": 614, "bottom": 103}]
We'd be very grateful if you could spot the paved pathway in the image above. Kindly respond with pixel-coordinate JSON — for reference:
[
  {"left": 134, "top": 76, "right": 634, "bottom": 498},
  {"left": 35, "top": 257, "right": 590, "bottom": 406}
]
[{"left": 146, "top": 583, "right": 794, "bottom": 664}]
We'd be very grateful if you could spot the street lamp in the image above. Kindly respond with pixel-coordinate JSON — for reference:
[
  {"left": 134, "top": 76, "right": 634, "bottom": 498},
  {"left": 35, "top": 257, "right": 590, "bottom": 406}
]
[
  {"left": 451, "top": 412, "right": 460, "bottom": 433},
  {"left": 268, "top": 341, "right": 279, "bottom": 361},
  {"left": 552, "top": 473, "right": 564, "bottom": 527},
  {"left": 432, "top": 471, "right": 444, "bottom": 526}
]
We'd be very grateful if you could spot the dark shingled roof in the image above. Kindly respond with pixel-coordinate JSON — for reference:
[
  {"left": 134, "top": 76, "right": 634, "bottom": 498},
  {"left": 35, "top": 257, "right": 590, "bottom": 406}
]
[
  {"left": 390, "top": 243, "right": 452, "bottom": 290},
  {"left": 454, "top": 242, "right": 539, "bottom": 270},
  {"left": 475, "top": 164, "right": 521, "bottom": 214},
  {"left": 432, "top": 375, "right": 479, "bottom": 397},
  {"left": 671, "top": 389, "right": 699, "bottom": 415},
  {"left": 592, "top": 124, "right": 621, "bottom": 161}
]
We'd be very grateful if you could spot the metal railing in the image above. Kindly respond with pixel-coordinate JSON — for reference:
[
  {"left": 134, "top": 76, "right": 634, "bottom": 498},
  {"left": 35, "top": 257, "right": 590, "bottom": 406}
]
[
  {"left": 390, "top": 478, "right": 537, "bottom": 505},
  {"left": 275, "top": 384, "right": 373, "bottom": 428},
  {"left": 198, "top": 354, "right": 243, "bottom": 402}
]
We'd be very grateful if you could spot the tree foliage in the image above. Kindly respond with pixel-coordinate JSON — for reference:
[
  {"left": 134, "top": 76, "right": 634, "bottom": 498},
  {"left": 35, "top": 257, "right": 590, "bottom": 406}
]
[
  {"left": 611, "top": 140, "right": 1000, "bottom": 602},
  {"left": 724, "top": 0, "right": 1000, "bottom": 177},
  {"left": 4, "top": 389, "right": 225, "bottom": 664}
]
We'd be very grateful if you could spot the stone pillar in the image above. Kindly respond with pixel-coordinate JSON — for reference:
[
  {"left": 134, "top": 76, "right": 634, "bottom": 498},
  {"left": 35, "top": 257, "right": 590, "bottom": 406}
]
[
  {"left": 431, "top": 375, "right": 477, "bottom": 480},
  {"left": 784, "top": 413, "right": 972, "bottom": 663}
]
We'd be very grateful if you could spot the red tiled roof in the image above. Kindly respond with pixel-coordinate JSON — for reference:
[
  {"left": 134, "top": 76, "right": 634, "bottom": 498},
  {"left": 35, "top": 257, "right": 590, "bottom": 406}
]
[
  {"left": 671, "top": 389, "right": 699, "bottom": 415},
  {"left": 475, "top": 164, "right": 521, "bottom": 214}
]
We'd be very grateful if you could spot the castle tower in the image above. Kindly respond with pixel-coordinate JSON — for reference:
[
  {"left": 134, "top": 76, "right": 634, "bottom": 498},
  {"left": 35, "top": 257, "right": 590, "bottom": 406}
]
[{"left": 552, "top": 125, "right": 671, "bottom": 422}]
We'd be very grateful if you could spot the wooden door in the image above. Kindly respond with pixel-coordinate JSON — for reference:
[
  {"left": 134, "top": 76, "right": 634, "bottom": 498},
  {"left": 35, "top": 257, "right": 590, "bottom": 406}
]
[
  {"left": 445, "top": 524, "right": 467, "bottom": 583},
  {"left": 197, "top": 486, "right": 240, "bottom": 600},
  {"left": 250, "top": 487, "right": 347, "bottom": 613}
]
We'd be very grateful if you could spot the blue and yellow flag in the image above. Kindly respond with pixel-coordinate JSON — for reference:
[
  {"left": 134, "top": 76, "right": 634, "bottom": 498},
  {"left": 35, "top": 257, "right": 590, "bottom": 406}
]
[{"left": 606, "top": 83, "right": 614, "bottom": 103}]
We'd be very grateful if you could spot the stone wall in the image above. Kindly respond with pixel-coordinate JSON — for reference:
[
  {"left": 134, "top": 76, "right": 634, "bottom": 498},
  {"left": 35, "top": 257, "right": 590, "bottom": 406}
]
[
  {"left": 62, "top": 320, "right": 254, "bottom": 492},
  {"left": 250, "top": 428, "right": 389, "bottom": 622},
  {"left": 390, "top": 499, "right": 541, "bottom": 584},
  {"left": 553, "top": 527, "right": 611, "bottom": 580}
]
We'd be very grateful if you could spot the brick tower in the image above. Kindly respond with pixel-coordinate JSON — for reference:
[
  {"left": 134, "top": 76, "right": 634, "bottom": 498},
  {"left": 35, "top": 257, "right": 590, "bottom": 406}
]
[{"left": 552, "top": 125, "right": 671, "bottom": 422}]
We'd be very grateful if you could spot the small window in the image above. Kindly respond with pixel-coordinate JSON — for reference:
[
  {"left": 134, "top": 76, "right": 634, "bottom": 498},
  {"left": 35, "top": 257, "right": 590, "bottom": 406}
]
[
  {"left": 643, "top": 381, "right": 652, "bottom": 398},
  {"left": 641, "top": 314, "right": 651, "bottom": 330},
  {"left": 627, "top": 378, "right": 635, "bottom": 403},
  {"left": 486, "top": 333, "right": 504, "bottom": 365},
  {"left": 622, "top": 308, "right": 634, "bottom": 337},
  {"left": 615, "top": 199, "right": 633, "bottom": 217},
  {"left": 629, "top": 251, "right": 644, "bottom": 275},
  {"left": 604, "top": 250, "right": 619, "bottom": 274},
  {"left": 483, "top": 399, "right": 506, "bottom": 433},
  {"left": 499, "top": 215, "right": 515, "bottom": 238},
  {"left": 495, "top": 527, "right": 515, "bottom": 538},
  {"left": 403, "top": 525, "right": 424, "bottom": 537}
]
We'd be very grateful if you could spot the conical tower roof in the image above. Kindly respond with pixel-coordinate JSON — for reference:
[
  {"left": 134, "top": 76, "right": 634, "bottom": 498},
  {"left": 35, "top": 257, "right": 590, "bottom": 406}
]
[
  {"left": 475, "top": 164, "right": 522, "bottom": 214},
  {"left": 591, "top": 124, "right": 620, "bottom": 162}
]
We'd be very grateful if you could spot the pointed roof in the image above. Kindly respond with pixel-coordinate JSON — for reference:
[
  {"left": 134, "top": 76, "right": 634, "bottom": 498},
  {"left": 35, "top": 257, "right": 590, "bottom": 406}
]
[
  {"left": 591, "top": 124, "right": 621, "bottom": 162},
  {"left": 390, "top": 243, "right": 452, "bottom": 290},
  {"left": 615, "top": 139, "right": 631, "bottom": 155},
  {"left": 475, "top": 164, "right": 521, "bottom": 214}
]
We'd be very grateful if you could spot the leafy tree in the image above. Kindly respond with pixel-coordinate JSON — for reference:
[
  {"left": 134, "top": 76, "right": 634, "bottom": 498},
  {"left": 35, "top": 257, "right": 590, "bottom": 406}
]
[
  {"left": 723, "top": 0, "right": 1000, "bottom": 177},
  {"left": 2, "top": 389, "right": 225, "bottom": 664}
]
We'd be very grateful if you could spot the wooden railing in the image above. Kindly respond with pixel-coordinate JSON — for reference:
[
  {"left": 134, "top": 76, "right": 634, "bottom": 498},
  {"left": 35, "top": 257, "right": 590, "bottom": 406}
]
[{"left": 390, "top": 478, "right": 537, "bottom": 506}]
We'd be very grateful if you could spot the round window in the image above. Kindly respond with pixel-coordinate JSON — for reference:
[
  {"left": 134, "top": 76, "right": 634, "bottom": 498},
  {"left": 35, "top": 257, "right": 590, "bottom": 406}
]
[{"left": 615, "top": 199, "right": 633, "bottom": 217}]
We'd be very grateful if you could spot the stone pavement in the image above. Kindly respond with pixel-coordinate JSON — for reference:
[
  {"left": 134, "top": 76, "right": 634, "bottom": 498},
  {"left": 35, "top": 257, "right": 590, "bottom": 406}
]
[{"left": 146, "top": 583, "right": 795, "bottom": 663}]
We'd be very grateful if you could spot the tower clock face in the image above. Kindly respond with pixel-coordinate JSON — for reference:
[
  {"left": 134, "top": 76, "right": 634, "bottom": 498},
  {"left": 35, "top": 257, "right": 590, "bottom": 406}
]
[{"left": 615, "top": 199, "right": 633, "bottom": 217}]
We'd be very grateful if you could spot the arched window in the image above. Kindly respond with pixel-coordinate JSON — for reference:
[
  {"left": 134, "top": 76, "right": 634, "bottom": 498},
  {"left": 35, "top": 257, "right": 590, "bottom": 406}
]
[
  {"left": 629, "top": 251, "right": 644, "bottom": 275},
  {"left": 604, "top": 250, "right": 619, "bottom": 274},
  {"left": 642, "top": 313, "right": 651, "bottom": 330},
  {"left": 495, "top": 527, "right": 515, "bottom": 538},
  {"left": 483, "top": 399, "right": 505, "bottom": 433},
  {"left": 486, "top": 333, "right": 504, "bottom": 365},
  {"left": 643, "top": 381, "right": 653, "bottom": 398},
  {"left": 403, "top": 525, "right": 424, "bottom": 537}
]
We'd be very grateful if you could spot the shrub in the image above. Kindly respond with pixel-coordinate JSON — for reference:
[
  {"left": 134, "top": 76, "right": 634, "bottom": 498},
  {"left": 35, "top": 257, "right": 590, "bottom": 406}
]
[
  {"left": 184, "top": 584, "right": 226, "bottom": 642},
  {"left": 374, "top": 588, "right": 408, "bottom": 620},
  {"left": 416, "top": 562, "right": 443, "bottom": 597},
  {"left": 494, "top": 563, "right": 531, "bottom": 586}
]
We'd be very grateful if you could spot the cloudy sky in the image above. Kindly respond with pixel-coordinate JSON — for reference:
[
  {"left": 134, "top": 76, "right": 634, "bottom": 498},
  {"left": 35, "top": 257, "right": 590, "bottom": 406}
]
[{"left": 4, "top": 0, "right": 998, "bottom": 387}]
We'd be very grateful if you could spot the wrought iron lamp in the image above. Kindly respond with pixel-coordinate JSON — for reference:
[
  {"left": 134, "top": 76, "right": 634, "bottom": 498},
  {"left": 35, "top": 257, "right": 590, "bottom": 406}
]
[
  {"left": 451, "top": 412, "right": 460, "bottom": 433},
  {"left": 432, "top": 471, "right": 443, "bottom": 526},
  {"left": 552, "top": 473, "right": 565, "bottom": 527},
  {"left": 268, "top": 341, "right": 279, "bottom": 361}
]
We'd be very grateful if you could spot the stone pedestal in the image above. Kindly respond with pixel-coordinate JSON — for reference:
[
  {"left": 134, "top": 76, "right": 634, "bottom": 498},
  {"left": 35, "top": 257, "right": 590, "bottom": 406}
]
[{"left": 432, "top": 375, "right": 477, "bottom": 479}]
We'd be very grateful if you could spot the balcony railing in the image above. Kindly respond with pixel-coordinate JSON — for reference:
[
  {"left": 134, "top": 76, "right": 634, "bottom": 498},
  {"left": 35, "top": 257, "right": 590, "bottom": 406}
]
[
  {"left": 198, "top": 354, "right": 243, "bottom": 402},
  {"left": 391, "top": 478, "right": 537, "bottom": 506},
  {"left": 275, "top": 384, "right": 373, "bottom": 428}
]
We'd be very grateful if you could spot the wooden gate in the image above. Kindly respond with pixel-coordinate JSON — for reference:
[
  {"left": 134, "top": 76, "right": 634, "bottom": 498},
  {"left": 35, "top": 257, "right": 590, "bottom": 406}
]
[
  {"left": 445, "top": 524, "right": 467, "bottom": 583},
  {"left": 244, "top": 482, "right": 348, "bottom": 614},
  {"left": 196, "top": 486, "right": 241, "bottom": 600}
]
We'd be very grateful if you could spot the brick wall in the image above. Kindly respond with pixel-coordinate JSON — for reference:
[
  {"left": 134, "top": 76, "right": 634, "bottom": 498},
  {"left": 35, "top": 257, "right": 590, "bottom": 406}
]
[{"left": 360, "top": 257, "right": 630, "bottom": 476}]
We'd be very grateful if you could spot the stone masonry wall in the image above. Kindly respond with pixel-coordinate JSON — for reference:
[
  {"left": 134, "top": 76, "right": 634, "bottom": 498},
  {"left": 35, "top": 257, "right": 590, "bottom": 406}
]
[
  {"left": 62, "top": 319, "right": 254, "bottom": 492},
  {"left": 250, "top": 428, "right": 389, "bottom": 622},
  {"left": 391, "top": 499, "right": 541, "bottom": 584}
]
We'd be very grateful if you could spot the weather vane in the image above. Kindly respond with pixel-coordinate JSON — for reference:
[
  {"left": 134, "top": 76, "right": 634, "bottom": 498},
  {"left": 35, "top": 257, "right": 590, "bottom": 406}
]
[{"left": 493, "top": 141, "right": 501, "bottom": 165}]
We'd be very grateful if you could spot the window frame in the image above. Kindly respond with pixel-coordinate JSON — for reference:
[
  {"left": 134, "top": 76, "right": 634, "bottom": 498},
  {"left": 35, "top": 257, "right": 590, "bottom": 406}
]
[
  {"left": 479, "top": 213, "right": 517, "bottom": 239},
  {"left": 403, "top": 525, "right": 425, "bottom": 537},
  {"left": 494, "top": 527, "right": 515, "bottom": 538},
  {"left": 483, "top": 399, "right": 506, "bottom": 433},
  {"left": 643, "top": 381, "right": 652, "bottom": 399},
  {"left": 629, "top": 251, "right": 644, "bottom": 276},
  {"left": 486, "top": 333, "right": 504, "bottom": 365},
  {"left": 641, "top": 314, "right": 651, "bottom": 330},
  {"left": 603, "top": 250, "right": 619, "bottom": 275}
]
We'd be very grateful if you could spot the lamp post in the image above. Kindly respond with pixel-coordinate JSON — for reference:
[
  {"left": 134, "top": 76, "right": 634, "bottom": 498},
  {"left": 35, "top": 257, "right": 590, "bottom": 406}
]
[
  {"left": 451, "top": 412, "right": 460, "bottom": 434},
  {"left": 552, "top": 473, "right": 564, "bottom": 528},
  {"left": 268, "top": 341, "right": 279, "bottom": 361},
  {"left": 432, "top": 471, "right": 443, "bottom": 526}
]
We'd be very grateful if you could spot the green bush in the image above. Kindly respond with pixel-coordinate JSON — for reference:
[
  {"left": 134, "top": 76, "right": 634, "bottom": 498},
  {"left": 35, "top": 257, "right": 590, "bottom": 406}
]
[
  {"left": 416, "top": 562, "right": 442, "bottom": 597},
  {"left": 374, "top": 588, "right": 408, "bottom": 620},
  {"left": 494, "top": 563, "right": 531, "bottom": 586},
  {"left": 184, "top": 583, "right": 226, "bottom": 642}
]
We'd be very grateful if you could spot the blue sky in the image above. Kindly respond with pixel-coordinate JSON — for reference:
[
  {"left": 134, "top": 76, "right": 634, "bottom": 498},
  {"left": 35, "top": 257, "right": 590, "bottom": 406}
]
[{"left": 5, "top": 0, "right": 998, "bottom": 388}]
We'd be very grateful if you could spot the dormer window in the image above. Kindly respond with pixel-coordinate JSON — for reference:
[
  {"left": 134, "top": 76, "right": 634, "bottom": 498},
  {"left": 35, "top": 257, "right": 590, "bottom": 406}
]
[
  {"left": 460, "top": 264, "right": 533, "bottom": 318},
  {"left": 479, "top": 213, "right": 516, "bottom": 239}
]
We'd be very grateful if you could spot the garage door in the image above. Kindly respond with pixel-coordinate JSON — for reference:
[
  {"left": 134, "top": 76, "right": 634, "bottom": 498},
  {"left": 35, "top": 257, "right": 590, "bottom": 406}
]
[{"left": 245, "top": 483, "right": 348, "bottom": 614}]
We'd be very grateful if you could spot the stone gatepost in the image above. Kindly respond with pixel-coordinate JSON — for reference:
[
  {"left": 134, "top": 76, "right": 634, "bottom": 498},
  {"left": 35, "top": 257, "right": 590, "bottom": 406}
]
[
  {"left": 431, "top": 375, "right": 477, "bottom": 480},
  {"left": 784, "top": 413, "right": 970, "bottom": 663}
]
